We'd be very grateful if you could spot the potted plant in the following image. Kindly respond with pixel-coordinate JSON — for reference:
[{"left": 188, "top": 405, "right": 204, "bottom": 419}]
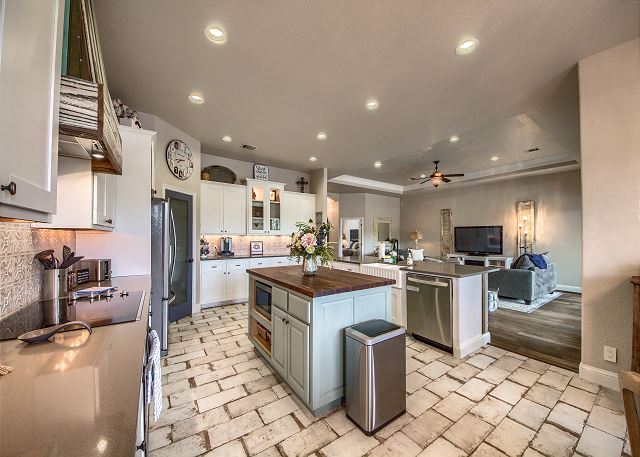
[{"left": 288, "top": 220, "right": 333, "bottom": 275}]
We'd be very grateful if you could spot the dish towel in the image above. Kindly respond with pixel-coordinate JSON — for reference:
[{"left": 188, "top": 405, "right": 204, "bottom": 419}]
[{"left": 146, "top": 330, "right": 163, "bottom": 421}]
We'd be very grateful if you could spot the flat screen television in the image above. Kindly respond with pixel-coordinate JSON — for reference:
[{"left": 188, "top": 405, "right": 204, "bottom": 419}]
[{"left": 454, "top": 226, "right": 503, "bottom": 255}]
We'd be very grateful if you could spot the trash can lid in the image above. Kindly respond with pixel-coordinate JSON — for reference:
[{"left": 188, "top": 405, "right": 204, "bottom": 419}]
[{"left": 346, "top": 319, "right": 405, "bottom": 345}]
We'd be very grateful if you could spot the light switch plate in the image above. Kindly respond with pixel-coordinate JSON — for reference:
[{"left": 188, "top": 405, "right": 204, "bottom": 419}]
[{"left": 604, "top": 346, "right": 617, "bottom": 363}]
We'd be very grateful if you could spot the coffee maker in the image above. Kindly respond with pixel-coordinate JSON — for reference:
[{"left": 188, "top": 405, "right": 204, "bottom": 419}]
[{"left": 220, "top": 237, "right": 233, "bottom": 256}]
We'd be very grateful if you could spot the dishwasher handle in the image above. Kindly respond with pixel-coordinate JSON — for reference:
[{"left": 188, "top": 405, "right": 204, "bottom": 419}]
[{"left": 407, "top": 276, "right": 450, "bottom": 287}]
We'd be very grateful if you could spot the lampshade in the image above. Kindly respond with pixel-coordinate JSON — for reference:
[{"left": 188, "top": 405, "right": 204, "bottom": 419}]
[{"left": 409, "top": 230, "right": 423, "bottom": 241}]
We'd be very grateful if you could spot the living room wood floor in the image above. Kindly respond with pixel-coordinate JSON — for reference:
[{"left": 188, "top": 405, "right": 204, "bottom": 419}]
[{"left": 489, "top": 293, "right": 582, "bottom": 372}]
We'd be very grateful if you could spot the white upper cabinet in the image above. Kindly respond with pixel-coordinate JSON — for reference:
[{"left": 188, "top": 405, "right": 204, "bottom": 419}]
[
  {"left": 0, "top": 0, "right": 64, "bottom": 221},
  {"left": 281, "top": 191, "right": 317, "bottom": 234},
  {"left": 93, "top": 172, "right": 116, "bottom": 228},
  {"left": 200, "top": 181, "right": 246, "bottom": 235},
  {"left": 247, "top": 179, "right": 285, "bottom": 235}
]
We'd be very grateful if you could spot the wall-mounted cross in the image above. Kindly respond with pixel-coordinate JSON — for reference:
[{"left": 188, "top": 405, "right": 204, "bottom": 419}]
[{"left": 296, "top": 177, "right": 309, "bottom": 193}]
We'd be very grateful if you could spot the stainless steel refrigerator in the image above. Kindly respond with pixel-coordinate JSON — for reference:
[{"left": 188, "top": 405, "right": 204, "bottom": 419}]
[{"left": 151, "top": 198, "right": 172, "bottom": 355}]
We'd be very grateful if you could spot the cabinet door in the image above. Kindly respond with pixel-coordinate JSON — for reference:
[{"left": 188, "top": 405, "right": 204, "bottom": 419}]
[
  {"left": 269, "top": 257, "right": 289, "bottom": 267},
  {"left": 271, "top": 306, "right": 288, "bottom": 377},
  {"left": 248, "top": 181, "right": 266, "bottom": 234},
  {"left": 226, "top": 269, "right": 248, "bottom": 301},
  {"left": 390, "top": 288, "right": 403, "bottom": 327},
  {"left": 299, "top": 194, "right": 316, "bottom": 225},
  {"left": 200, "top": 263, "right": 226, "bottom": 304},
  {"left": 0, "top": 0, "right": 63, "bottom": 219},
  {"left": 287, "top": 315, "right": 310, "bottom": 403},
  {"left": 280, "top": 192, "right": 299, "bottom": 235},
  {"left": 93, "top": 173, "right": 116, "bottom": 228},
  {"left": 223, "top": 186, "right": 246, "bottom": 234},
  {"left": 201, "top": 184, "right": 224, "bottom": 234},
  {"left": 266, "top": 183, "right": 284, "bottom": 235}
]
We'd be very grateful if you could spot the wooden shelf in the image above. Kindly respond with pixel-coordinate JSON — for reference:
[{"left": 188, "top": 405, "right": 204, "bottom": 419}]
[
  {"left": 250, "top": 317, "right": 271, "bottom": 356},
  {"left": 250, "top": 308, "right": 272, "bottom": 329}
]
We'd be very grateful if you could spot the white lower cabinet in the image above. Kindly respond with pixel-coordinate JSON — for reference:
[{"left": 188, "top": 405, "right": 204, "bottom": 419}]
[
  {"left": 271, "top": 305, "right": 310, "bottom": 403},
  {"left": 200, "top": 261, "right": 227, "bottom": 304},
  {"left": 332, "top": 261, "right": 360, "bottom": 273},
  {"left": 269, "top": 257, "right": 289, "bottom": 267},
  {"left": 390, "top": 288, "right": 406, "bottom": 327}
]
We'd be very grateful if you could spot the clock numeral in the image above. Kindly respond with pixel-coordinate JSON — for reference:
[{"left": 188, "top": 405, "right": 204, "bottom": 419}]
[{"left": 174, "top": 166, "right": 179, "bottom": 174}]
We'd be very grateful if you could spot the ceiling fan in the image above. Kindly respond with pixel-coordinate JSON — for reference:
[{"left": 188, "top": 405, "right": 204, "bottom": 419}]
[{"left": 409, "top": 160, "right": 464, "bottom": 188}]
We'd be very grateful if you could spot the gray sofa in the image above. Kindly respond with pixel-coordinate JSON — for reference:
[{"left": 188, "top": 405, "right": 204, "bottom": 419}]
[{"left": 488, "top": 263, "right": 557, "bottom": 305}]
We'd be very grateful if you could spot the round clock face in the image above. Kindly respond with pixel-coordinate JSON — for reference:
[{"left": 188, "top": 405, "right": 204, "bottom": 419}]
[{"left": 166, "top": 140, "right": 194, "bottom": 180}]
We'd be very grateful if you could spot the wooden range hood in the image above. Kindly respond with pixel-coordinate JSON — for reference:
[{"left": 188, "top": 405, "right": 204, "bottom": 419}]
[{"left": 58, "top": 0, "right": 122, "bottom": 175}]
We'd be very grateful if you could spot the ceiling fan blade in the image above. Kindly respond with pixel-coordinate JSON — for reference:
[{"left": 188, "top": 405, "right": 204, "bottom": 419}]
[
  {"left": 443, "top": 173, "right": 465, "bottom": 177},
  {"left": 408, "top": 177, "right": 421, "bottom": 181},
  {"left": 442, "top": 177, "right": 451, "bottom": 183},
  {"left": 420, "top": 178, "right": 433, "bottom": 185}
]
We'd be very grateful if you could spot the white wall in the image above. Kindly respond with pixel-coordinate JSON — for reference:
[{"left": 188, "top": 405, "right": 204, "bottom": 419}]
[
  {"left": 579, "top": 38, "right": 640, "bottom": 379},
  {"left": 400, "top": 170, "right": 583, "bottom": 288},
  {"left": 201, "top": 154, "right": 309, "bottom": 191}
]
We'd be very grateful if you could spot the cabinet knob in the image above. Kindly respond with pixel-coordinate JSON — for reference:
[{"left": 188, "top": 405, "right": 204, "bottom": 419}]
[
  {"left": 1, "top": 181, "right": 17, "bottom": 195},
  {"left": 105, "top": 218, "right": 113, "bottom": 224}
]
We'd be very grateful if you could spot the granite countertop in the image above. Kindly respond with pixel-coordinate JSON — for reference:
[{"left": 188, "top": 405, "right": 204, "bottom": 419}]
[
  {"left": 247, "top": 265, "right": 395, "bottom": 298},
  {"left": 0, "top": 275, "right": 150, "bottom": 457},
  {"left": 401, "top": 263, "right": 499, "bottom": 278},
  {"left": 201, "top": 253, "right": 290, "bottom": 261}
]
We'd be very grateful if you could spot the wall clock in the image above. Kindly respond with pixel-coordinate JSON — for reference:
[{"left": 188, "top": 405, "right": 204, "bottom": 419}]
[{"left": 166, "top": 140, "right": 193, "bottom": 180}]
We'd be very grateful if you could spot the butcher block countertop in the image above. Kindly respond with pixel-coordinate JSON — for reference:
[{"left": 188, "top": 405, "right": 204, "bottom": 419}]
[{"left": 247, "top": 265, "right": 395, "bottom": 298}]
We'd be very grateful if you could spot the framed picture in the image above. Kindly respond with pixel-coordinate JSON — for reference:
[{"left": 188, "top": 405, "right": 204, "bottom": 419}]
[{"left": 250, "top": 241, "right": 264, "bottom": 256}]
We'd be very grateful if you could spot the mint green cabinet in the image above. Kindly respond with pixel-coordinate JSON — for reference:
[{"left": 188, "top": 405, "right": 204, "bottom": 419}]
[
  {"left": 287, "top": 315, "right": 309, "bottom": 403},
  {"left": 271, "top": 306, "right": 288, "bottom": 377}
]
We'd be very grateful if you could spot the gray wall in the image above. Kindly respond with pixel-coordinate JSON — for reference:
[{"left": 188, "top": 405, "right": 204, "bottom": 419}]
[
  {"left": 400, "top": 170, "right": 582, "bottom": 288},
  {"left": 338, "top": 193, "right": 401, "bottom": 256},
  {"left": 579, "top": 38, "right": 640, "bottom": 374},
  {"left": 201, "top": 154, "right": 309, "bottom": 191}
]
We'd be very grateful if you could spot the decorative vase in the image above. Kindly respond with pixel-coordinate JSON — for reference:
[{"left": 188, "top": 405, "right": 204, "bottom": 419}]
[{"left": 302, "top": 256, "right": 318, "bottom": 276}]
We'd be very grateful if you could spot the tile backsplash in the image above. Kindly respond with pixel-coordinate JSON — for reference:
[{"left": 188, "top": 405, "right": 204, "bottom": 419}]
[
  {"left": 202, "top": 235, "right": 290, "bottom": 257},
  {"left": 0, "top": 222, "right": 75, "bottom": 319}
]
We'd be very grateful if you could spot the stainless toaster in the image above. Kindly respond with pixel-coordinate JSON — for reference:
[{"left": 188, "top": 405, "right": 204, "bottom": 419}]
[{"left": 75, "top": 259, "right": 111, "bottom": 283}]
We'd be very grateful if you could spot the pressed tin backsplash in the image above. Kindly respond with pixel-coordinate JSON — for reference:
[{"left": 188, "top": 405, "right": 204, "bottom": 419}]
[{"left": 0, "top": 222, "right": 75, "bottom": 319}]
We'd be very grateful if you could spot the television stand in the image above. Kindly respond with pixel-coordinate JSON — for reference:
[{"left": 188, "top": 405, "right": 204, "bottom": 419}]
[{"left": 447, "top": 254, "right": 513, "bottom": 269}]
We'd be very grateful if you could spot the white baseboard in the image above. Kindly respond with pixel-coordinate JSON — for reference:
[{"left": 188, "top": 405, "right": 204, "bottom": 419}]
[
  {"left": 557, "top": 284, "right": 582, "bottom": 293},
  {"left": 455, "top": 333, "right": 487, "bottom": 359},
  {"left": 579, "top": 363, "right": 619, "bottom": 391},
  {"left": 482, "top": 332, "right": 491, "bottom": 346}
]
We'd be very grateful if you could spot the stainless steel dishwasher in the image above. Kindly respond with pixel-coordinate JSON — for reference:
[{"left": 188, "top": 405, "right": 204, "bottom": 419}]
[{"left": 406, "top": 273, "right": 453, "bottom": 350}]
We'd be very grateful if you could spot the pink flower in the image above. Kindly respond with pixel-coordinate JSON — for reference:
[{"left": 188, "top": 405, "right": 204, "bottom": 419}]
[{"left": 300, "top": 233, "right": 316, "bottom": 248}]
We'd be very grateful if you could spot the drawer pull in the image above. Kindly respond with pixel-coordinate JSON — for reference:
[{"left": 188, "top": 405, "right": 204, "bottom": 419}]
[{"left": 1, "top": 181, "right": 16, "bottom": 195}]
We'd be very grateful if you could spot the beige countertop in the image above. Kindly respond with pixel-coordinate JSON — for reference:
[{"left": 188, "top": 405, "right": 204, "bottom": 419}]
[
  {"left": 0, "top": 275, "right": 150, "bottom": 457},
  {"left": 401, "top": 263, "right": 499, "bottom": 277}
]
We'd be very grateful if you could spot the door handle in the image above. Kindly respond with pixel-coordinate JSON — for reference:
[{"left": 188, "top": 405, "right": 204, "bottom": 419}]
[{"left": 407, "top": 277, "right": 449, "bottom": 287}]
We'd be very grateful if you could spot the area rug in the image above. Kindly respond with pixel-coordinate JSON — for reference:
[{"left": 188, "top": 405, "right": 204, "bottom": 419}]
[{"left": 497, "top": 291, "right": 563, "bottom": 313}]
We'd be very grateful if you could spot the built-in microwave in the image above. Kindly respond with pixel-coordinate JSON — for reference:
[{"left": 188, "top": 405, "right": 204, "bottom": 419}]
[{"left": 254, "top": 282, "right": 272, "bottom": 318}]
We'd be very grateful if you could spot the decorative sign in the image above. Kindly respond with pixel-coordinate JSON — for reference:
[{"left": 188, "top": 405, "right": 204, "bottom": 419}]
[
  {"left": 250, "top": 241, "right": 264, "bottom": 256},
  {"left": 440, "top": 209, "right": 453, "bottom": 256},
  {"left": 253, "top": 163, "right": 269, "bottom": 181}
]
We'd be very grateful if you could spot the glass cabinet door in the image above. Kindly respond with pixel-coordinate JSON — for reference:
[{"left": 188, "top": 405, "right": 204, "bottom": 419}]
[
  {"left": 249, "top": 183, "right": 265, "bottom": 234},
  {"left": 267, "top": 185, "right": 283, "bottom": 234}
]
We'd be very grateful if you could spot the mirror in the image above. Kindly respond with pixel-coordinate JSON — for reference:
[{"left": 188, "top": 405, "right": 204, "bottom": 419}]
[{"left": 373, "top": 216, "right": 392, "bottom": 242}]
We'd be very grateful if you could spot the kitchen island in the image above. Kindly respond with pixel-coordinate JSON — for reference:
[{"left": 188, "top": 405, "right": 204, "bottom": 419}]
[
  {"left": 402, "top": 263, "right": 498, "bottom": 358},
  {"left": 246, "top": 265, "right": 394, "bottom": 415}
]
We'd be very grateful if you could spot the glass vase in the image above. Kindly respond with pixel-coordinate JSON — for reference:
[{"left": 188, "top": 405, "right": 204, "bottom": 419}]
[{"left": 302, "top": 256, "right": 318, "bottom": 276}]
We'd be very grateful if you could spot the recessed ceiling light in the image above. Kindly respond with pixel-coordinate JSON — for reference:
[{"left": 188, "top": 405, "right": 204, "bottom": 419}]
[
  {"left": 316, "top": 132, "right": 327, "bottom": 140},
  {"left": 374, "top": 161, "right": 382, "bottom": 168},
  {"left": 420, "top": 174, "right": 427, "bottom": 178},
  {"left": 309, "top": 156, "right": 317, "bottom": 162},
  {"left": 449, "top": 135, "right": 459, "bottom": 143},
  {"left": 91, "top": 152, "right": 104, "bottom": 159},
  {"left": 455, "top": 38, "right": 479, "bottom": 55},
  {"left": 221, "top": 135, "right": 232, "bottom": 143},
  {"left": 365, "top": 99, "right": 379, "bottom": 111},
  {"left": 205, "top": 26, "right": 226, "bottom": 44},
  {"left": 188, "top": 93, "right": 204, "bottom": 104},
  {"left": 491, "top": 156, "right": 499, "bottom": 161}
]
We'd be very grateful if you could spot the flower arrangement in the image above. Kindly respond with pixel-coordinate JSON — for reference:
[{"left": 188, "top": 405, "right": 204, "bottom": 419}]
[{"left": 288, "top": 220, "right": 333, "bottom": 275}]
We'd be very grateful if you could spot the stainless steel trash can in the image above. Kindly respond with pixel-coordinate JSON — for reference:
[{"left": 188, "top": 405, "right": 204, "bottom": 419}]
[{"left": 345, "top": 319, "right": 406, "bottom": 435}]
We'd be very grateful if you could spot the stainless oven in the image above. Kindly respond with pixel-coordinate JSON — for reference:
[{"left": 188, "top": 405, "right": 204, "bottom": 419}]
[{"left": 255, "top": 282, "right": 272, "bottom": 317}]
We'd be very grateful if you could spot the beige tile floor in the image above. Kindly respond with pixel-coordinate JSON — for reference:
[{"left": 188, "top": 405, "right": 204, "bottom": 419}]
[{"left": 149, "top": 304, "right": 630, "bottom": 457}]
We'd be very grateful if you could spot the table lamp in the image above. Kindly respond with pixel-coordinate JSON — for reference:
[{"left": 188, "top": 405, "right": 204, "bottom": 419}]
[{"left": 409, "top": 230, "right": 423, "bottom": 249}]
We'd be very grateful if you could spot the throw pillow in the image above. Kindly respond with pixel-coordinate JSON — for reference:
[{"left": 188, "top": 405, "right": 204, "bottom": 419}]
[{"left": 409, "top": 249, "right": 424, "bottom": 260}]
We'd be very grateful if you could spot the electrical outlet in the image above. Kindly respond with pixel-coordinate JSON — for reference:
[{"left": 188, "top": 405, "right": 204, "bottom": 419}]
[{"left": 604, "top": 346, "right": 617, "bottom": 363}]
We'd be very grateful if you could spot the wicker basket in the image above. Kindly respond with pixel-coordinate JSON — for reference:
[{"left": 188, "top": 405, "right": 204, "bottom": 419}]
[{"left": 203, "top": 166, "right": 236, "bottom": 184}]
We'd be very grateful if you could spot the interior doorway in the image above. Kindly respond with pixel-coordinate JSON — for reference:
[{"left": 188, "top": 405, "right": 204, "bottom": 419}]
[{"left": 339, "top": 217, "right": 363, "bottom": 261}]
